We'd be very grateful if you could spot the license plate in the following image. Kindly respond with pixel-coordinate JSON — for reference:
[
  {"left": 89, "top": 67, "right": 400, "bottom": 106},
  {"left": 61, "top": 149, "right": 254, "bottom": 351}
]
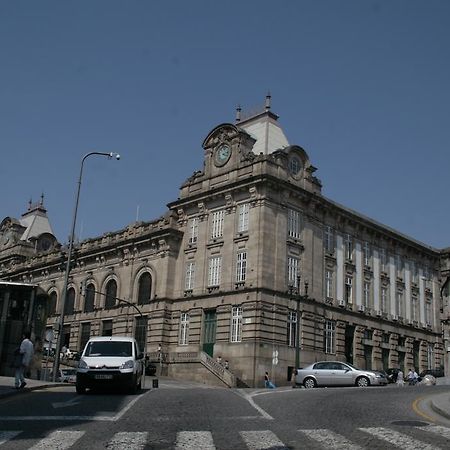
[{"left": 94, "top": 374, "right": 113, "bottom": 380}]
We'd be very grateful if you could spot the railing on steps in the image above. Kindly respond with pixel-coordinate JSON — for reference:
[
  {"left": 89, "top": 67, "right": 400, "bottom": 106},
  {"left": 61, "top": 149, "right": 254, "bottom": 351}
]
[{"left": 147, "top": 350, "right": 236, "bottom": 387}]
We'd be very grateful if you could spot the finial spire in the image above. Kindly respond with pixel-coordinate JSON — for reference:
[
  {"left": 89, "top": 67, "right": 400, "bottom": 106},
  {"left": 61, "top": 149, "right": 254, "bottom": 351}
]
[
  {"left": 265, "top": 92, "right": 271, "bottom": 111},
  {"left": 236, "top": 104, "right": 242, "bottom": 123},
  {"left": 40, "top": 193, "right": 44, "bottom": 206},
  {"left": 28, "top": 198, "right": 32, "bottom": 211}
]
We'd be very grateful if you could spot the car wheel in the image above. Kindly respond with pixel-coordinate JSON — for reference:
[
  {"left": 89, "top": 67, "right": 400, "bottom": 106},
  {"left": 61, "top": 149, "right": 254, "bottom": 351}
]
[
  {"left": 356, "top": 376, "right": 370, "bottom": 387},
  {"left": 303, "top": 377, "right": 317, "bottom": 389},
  {"left": 76, "top": 382, "right": 86, "bottom": 395}
]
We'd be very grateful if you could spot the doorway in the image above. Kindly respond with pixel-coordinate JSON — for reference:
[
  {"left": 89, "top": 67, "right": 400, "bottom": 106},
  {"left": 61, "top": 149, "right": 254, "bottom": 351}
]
[
  {"left": 202, "top": 309, "right": 217, "bottom": 357},
  {"left": 345, "top": 325, "right": 355, "bottom": 364}
]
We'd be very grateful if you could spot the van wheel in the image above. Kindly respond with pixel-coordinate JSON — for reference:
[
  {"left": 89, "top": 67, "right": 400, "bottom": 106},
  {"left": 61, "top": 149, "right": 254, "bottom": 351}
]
[
  {"left": 129, "top": 376, "right": 139, "bottom": 394},
  {"left": 76, "top": 383, "right": 86, "bottom": 395}
]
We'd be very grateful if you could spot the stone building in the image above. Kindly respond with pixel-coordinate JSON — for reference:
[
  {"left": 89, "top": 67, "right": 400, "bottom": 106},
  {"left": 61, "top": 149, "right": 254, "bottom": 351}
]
[{"left": 0, "top": 99, "right": 448, "bottom": 387}]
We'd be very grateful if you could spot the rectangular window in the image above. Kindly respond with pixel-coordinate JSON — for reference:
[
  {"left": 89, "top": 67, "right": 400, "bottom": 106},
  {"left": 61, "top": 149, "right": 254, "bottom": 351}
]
[
  {"left": 425, "top": 300, "right": 432, "bottom": 326},
  {"left": 208, "top": 256, "right": 222, "bottom": 286},
  {"left": 363, "top": 242, "right": 371, "bottom": 266},
  {"left": 189, "top": 217, "right": 198, "bottom": 245},
  {"left": 325, "top": 270, "right": 333, "bottom": 299},
  {"left": 185, "top": 261, "right": 195, "bottom": 290},
  {"left": 344, "top": 234, "right": 353, "bottom": 260},
  {"left": 396, "top": 290, "right": 404, "bottom": 317},
  {"left": 80, "top": 322, "right": 91, "bottom": 353},
  {"left": 427, "top": 344, "right": 434, "bottom": 369},
  {"left": 324, "top": 320, "right": 336, "bottom": 354},
  {"left": 287, "top": 257, "right": 300, "bottom": 288},
  {"left": 410, "top": 261, "right": 417, "bottom": 283},
  {"left": 134, "top": 316, "right": 148, "bottom": 353},
  {"left": 412, "top": 296, "right": 418, "bottom": 321},
  {"left": 236, "top": 251, "right": 247, "bottom": 283},
  {"left": 345, "top": 276, "right": 353, "bottom": 304},
  {"left": 237, "top": 203, "right": 249, "bottom": 233},
  {"left": 396, "top": 254, "right": 403, "bottom": 278},
  {"left": 211, "top": 210, "right": 224, "bottom": 239},
  {"left": 363, "top": 281, "right": 370, "bottom": 308},
  {"left": 288, "top": 209, "right": 301, "bottom": 239},
  {"left": 179, "top": 312, "right": 189, "bottom": 345},
  {"left": 381, "top": 287, "right": 388, "bottom": 313},
  {"left": 230, "top": 306, "right": 243, "bottom": 343},
  {"left": 380, "top": 248, "right": 387, "bottom": 271},
  {"left": 324, "top": 226, "right": 334, "bottom": 253},
  {"left": 287, "top": 311, "right": 297, "bottom": 347},
  {"left": 102, "top": 320, "right": 113, "bottom": 337}
]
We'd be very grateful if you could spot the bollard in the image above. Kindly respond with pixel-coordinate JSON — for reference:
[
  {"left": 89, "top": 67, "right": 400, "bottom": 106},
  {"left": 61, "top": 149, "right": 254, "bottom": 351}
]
[{"left": 152, "top": 378, "right": 159, "bottom": 388}]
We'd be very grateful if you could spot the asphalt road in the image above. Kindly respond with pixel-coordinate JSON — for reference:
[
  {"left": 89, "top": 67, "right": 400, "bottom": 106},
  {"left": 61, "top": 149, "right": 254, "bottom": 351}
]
[{"left": 0, "top": 381, "right": 449, "bottom": 449}]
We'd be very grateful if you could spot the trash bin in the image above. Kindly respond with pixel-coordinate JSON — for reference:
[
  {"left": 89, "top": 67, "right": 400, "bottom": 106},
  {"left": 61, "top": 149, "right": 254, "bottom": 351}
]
[{"left": 152, "top": 378, "right": 159, "bottom": 388}]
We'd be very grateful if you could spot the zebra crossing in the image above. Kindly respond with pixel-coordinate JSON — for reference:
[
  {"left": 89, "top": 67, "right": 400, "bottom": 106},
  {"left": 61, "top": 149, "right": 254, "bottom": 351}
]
[{"left": 0, "top": 425, "right": 449, "bottom": 449}]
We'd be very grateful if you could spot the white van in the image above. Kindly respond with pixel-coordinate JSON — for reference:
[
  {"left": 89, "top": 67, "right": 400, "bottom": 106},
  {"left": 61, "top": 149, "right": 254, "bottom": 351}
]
[{"left": 76, "top": 336, "right": 144, "bottom": 394}]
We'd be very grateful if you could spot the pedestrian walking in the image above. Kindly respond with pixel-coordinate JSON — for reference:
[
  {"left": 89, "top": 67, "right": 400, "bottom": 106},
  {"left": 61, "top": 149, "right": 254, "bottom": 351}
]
[
  {"left": 407, "top": 368, "right": 418, "bottom": 386},
  {"left": 264, "top": 371, "right": 276, "bottom": 389},
  {"left": 14, "top": 331, "right": 34, "bottom": 389},
  {"left": 396, "top": 369, "right": 404, "bottom": 387},
  {"left": 31, "top": 337, "right": 43, "bottom": 380}
]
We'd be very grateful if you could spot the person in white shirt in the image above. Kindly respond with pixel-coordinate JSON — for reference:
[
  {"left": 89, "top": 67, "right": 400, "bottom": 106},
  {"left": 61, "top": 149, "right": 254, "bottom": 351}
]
[
  {"left": 396, "top": 369, "right": 405, "bottom": 387},
  {"left": 15, "top": 331, "right": 34, "bottom": 389}
]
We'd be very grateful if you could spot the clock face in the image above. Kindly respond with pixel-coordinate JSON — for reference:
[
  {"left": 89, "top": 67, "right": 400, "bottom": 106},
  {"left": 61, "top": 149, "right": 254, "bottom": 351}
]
[{"left": 214, "top": 144, "right": 231, "bottom": 166}]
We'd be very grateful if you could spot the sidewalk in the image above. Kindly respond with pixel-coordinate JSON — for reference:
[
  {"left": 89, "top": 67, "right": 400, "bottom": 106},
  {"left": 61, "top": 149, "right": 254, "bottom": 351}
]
[{"left": 0, "top": 376, "right": 65, "bottom": 400}]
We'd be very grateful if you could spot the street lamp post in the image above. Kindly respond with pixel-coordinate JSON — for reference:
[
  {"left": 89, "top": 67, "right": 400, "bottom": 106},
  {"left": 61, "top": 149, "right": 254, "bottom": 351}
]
[
  {"left": 289, "top": 274, "right": 309, "bottom": 371},
  {"left": 52, "top": 152, "right": 120, "bottom": 381}
]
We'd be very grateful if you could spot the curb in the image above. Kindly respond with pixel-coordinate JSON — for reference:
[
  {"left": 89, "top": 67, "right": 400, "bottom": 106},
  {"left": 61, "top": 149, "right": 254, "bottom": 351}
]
[
  {"left": 430, "top": 398, "right": 450, "bottom": 421},
  {"left": 0, "top": 383, "right": 67, "bottom": 400}
]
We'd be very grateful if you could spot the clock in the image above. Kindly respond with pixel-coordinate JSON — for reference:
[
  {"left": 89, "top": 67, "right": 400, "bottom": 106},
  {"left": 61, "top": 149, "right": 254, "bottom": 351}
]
[{"left": 214, "top": 144, "right": 231, "bottom": 166}]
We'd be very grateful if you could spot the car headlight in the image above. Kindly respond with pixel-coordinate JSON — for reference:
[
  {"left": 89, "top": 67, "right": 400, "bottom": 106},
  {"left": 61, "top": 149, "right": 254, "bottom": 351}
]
[
  {"left": 78, "top": 359, "right": 88, "bottom": 369},
  {"left": 120, "top": 360, "right": 135, "bottom": 370}
]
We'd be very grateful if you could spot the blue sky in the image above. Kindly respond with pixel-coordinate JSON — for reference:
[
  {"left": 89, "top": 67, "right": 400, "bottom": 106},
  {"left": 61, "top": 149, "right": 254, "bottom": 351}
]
[{"left": 1, "top": 1, "right": 449, "bottom": 249}]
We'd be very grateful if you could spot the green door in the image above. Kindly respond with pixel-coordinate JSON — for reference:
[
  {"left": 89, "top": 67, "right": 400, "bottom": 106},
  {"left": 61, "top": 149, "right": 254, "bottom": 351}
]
[{"left": 202, "top": 310, "right": 217, "bottom": 357}]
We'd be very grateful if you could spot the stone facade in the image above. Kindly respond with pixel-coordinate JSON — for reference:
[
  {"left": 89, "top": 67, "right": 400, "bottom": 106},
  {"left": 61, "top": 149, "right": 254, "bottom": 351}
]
[{"left": 0, "top": 101, "right": 448, "bottom": 387}]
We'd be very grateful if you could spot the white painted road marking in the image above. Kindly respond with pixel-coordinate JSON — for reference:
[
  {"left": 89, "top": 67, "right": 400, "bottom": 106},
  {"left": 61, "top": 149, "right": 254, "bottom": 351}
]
[
  {"left": 360, "top": 427, "right": 440, "bottom": 449},
  {"left": 299, "top": 428, "right": 364, "bottom": 449},
  {"left": 240, "top": 430, "right": 287, "bottom": 450},
  {"left": 106, "top": 431, "right": 148, "bottom": 449},
  {"left": 421, "top": 425, "right": 450, "bottom": 440},
  {"left": 175, "top": 431, "right": 216, "bottom": 449},
  {"left": 28, "top": 430, "right": 85, "bottom": 450}
]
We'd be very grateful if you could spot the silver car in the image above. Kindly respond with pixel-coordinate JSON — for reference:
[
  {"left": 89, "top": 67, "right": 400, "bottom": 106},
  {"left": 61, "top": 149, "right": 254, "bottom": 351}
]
[{"left": 295, "top": 361, "right": 388, "bottom": 388}]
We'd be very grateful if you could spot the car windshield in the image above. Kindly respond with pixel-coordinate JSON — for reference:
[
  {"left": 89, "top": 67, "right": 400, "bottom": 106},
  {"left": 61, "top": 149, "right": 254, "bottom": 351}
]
[{"left": 84, "top": 341, "right": 132, "bottom": 357}]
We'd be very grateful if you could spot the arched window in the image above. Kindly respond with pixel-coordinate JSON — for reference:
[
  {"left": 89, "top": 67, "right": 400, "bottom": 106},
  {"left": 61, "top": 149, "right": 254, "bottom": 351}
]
[
  {"left": 137, "top": 272, "right": 152, "bottom": 305},
  {"left": 105, "top": 280, "right": 117, "bottom": 309},
  {"left": 84, "top": 283, "right": 96, "bottom": 313},
  {"left": 48, "top": 291, "right": 57, "bottom": 316},
  {"left": 64, "top": 287, "right": 75, "bottom": 316}
]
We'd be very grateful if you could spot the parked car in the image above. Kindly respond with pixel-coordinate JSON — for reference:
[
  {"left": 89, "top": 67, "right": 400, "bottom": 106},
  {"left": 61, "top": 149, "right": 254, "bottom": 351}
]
[
  {"left": 295, "top": 361, "right": 388, "bottom": 388},
  {"left": 52, "top": 368, "right": 77, "bottom": 383},
  {"left": 76, "top": 336, "right": 144, "bottom": 394},
  {"left": 419, "top": 368, "right": 444, "bottom": 379}
]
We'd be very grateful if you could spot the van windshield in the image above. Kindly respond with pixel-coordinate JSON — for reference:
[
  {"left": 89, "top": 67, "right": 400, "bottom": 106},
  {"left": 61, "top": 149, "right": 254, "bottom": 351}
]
[{"left": 85, "top": 341, "right": 132, "bottom": 357}]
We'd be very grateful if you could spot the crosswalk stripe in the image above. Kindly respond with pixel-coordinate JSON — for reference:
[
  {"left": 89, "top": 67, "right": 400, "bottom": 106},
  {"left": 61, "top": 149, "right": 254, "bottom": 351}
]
[
  {"left": 360, "top": 427, "right": 439, "bottom": 449},
  {"left": 299, "top": 429, "right": 363, "bottom": 449},
  {"left": 106, "top": 432, "right": 148, "bottom": 449},
  {"left": 0, "top": 431, "right": 21, "bottom": 446},
  {"left": 28, "top": 430, "right": 85, "bottom": 450},
  {"left": 240, "top": 430, "right": 287, "bottom": 450},
  {"left": 175, "top": 431, "right": 215, "bottom": 449},
  {"left": 421, "top": 425, "right": 450, "bottom": 440}
]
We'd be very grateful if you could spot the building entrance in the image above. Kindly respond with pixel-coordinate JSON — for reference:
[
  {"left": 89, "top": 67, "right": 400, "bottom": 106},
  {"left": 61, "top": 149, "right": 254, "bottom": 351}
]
[{"left": 202, "top": 309, "right": 217, "bottom": 357}]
